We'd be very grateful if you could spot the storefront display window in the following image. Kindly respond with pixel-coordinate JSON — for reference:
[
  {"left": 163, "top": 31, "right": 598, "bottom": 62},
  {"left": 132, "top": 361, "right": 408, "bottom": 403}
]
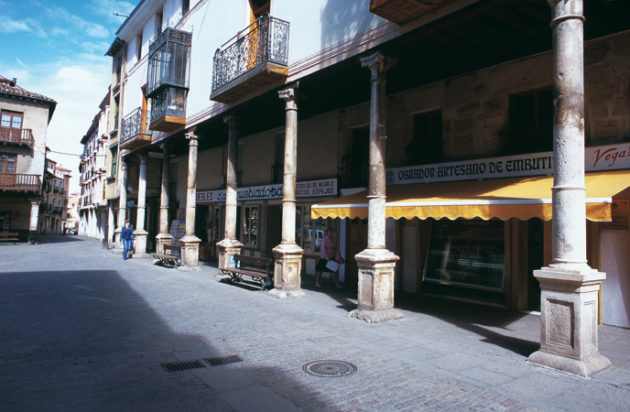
[
  {"left": 242, "top": 206, "right": 258, "bottom": 247},
  {"left": 425, "top": 219, "right": 505, "bottom": 290}
]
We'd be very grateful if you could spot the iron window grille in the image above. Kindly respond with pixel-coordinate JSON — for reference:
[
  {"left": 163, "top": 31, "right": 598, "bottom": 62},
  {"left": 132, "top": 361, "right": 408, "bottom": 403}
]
[{"left": 147, "top": 28, "right": 192, "bottom": 98}]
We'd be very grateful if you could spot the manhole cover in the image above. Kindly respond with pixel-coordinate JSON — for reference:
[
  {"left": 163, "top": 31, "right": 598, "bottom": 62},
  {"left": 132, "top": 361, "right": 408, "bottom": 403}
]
[{"left": 302, "top": 360, "right": 357, "bottom": 377}]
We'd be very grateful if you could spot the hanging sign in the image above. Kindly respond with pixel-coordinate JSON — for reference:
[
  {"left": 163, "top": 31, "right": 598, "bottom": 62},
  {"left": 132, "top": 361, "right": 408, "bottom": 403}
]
[{"left": 387, "top": 143, "right": 630, "bottom": 185}]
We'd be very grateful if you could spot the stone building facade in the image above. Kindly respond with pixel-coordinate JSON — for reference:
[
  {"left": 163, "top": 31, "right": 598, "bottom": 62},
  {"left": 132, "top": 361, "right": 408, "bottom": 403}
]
[
  {"left": 103, "top": 0, "right": 630, "bottom": 376},
  {"left": 0, "top": 75, "right": 56, "bottom": 241}
]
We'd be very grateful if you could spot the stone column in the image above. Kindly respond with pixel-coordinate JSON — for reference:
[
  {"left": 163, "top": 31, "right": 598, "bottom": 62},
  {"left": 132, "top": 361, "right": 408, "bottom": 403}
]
[
  {"left": 133, "top": 154, "right": 149, "bottom": 257},
  {"left": 156, "top": 144, "right": 173, "bottom": 254},
  {"left": 528, "top": 0, "right": 610, "bottom": 377},
  {"left": 349, "top": 52, "right": 402, "bottom": 323},
  {"left": 114, "top": 157, "right": 128, "bottom": 249},
  {"left": 217, "top": 116, "right": 243, "bottom": 270},
  {"left": 28, "top": 199, "right": 40, "bottom": 244},
  {"left": 179, "top": 130, "right": 201, "bottom": 268},
  {"left": 107, "top": 201, "right": 115, "bottom": 248},
  {"left": 269, "top": 87, "right": 305, "bottom": 298}
]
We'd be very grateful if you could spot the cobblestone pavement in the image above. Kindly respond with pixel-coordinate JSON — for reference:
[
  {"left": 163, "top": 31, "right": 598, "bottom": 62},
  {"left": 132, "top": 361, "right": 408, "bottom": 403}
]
[{"left": 1, "top": 236, "right": 629, "bottom": 411}]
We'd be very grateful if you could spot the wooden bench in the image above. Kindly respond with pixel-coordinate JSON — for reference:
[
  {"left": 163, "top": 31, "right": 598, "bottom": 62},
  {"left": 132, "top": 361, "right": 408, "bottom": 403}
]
[
  {"left": 221, "top": 254, "right": 274, "bottom": 290},
  {"left": 153, "top": 245, "right": 181, "bottom": 268},
  {"left": 0, "top": 232, "right": 19, "bottom": 244}
]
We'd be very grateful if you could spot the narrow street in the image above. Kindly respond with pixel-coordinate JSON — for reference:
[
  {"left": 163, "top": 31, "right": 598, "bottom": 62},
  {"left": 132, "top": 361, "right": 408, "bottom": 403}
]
[{"left": 1, "top": 236, "right": 629, "bottom": 411}]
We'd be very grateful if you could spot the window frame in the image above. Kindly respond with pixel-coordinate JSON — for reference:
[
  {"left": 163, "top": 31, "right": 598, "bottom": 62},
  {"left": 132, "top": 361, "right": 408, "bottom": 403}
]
[
  {"left": 0, "top": 152, "right": 17, "bottom": 174},
  {"left": 1, "top": 110, "right": 24, "bottom": 130}
]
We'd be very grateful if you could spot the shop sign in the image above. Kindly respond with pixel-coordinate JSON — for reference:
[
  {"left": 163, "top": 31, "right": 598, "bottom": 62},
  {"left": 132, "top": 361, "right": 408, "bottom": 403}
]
[
  {"left": 387, "top": 143, "right": 630, "bottom": 185},
  {"left": 197, "top": 178, "right": 337, "bottom": 204}
]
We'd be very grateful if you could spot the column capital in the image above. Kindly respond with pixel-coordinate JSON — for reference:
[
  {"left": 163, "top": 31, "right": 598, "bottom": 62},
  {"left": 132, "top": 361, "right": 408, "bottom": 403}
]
[
  {"left": 548, "top": 0, "right": 584, "bottom": 26},
  {"left": 223, "top": 114, "right": 237, "bottom": 127},
  {"left": 278, "top": 86, "right": 298, "bottom": 110},
  {"left": 185, "top": 129, "right": 198, "bottom": 143},
  {"left": 360, "top": 52, "right": 395, "bottom": 79}
]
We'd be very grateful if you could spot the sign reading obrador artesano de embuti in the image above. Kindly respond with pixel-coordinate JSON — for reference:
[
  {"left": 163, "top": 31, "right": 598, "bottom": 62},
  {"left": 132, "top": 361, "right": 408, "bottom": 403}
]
[
  {"left": 196, "top": 178, "right": 338, "bottom": 204},
  {"left": 387, "top": 143, "right": 630, "bottom": 185}
]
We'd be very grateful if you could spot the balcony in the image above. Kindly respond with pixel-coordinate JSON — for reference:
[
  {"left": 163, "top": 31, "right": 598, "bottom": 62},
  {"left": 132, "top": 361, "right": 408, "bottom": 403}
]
[
  {"left": 369, "top": 0, "right": 452, "bottom": 24},
  {"left": 53, "top": 206, "right": 63, "bottom": 214},
  {"left": 0, "top": 173, "right": 41, "bottom": 193},
  {"left": 0, "top": 127, "right": 34, "bottom": 148},
  {"left": 120, "top": 108, "right": 152, "bottom": 151},
  {"left": 211, "top": 15, "right": 289, "bottom": 104},
  {"left": 147, "top": 28, "right": 191, "bottom": 132}
]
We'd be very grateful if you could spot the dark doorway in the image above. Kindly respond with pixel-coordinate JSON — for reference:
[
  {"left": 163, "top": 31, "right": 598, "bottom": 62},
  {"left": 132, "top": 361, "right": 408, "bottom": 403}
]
[
  {"left": 345, "top": 219, "right": 367, "bottom": 290},
  {"left": 266, "top": 205, "right": 282, "bottom": 258}
]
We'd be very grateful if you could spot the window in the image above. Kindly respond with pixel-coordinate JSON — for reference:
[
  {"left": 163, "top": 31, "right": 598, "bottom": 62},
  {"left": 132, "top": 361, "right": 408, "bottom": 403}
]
[
  {"left": 156, "top": 12, "right": 163, "bottom": 35},
  {"left": 342, "top": 127, "right": 368, "bottom": 187},
  {"left": 1, "top": 110, "right": 23, "bottom": 129},
  {"left": 506, "top": 88, "right": 552, "bottom": 155},
  {"left": 111, "top": 146, "right": 118, "bottom": 178},
  {"left": 425, "top": 219, "right": 505, "bottom": 290},
  {"left": 0, "top": 152, "right": 17, "bottom": 173},
  {"left": 249, "top": 0, "right": 270, "bottom": 19},
  {"left": 242, "top": 206, "right": 259, "bottom": 247},
  {"left": 136, "top": 33, "right": 143, "bottom": 61},
  {"left": 407, "top": 110, "right": 442, "bottom": 165},
  {"left": 182, "top": 0, "right": 190, "bottom": 15}
]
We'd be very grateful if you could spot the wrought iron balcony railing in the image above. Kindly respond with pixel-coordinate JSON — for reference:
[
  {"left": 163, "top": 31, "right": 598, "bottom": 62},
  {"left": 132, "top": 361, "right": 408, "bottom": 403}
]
[
  {"left": 211, "top": 15, "right": 289, "bottom": 100},
  {"left": 0, "top": 173, "right": 41, "bottom": 192},
  {"left": 0, "top": 127, "right": 34, "bottom": 148},
  {"left": 120, "top": 108, "right": 150, "bottom": 145}
]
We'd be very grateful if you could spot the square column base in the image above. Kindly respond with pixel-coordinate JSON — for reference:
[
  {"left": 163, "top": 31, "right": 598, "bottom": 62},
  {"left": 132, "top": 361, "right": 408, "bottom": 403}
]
[
  {"left": 132, "top": 230, "right": 150, "bottom": 258},
  {"left": 114, "top": 228, "right": 122, "bottom": 250},
  {"left": 348, "top": 248, "right": 404, "bottom": 323},
  {"left": 527, "top": 264, "right": 611, "bottom": 377},
  {"left": 216, "top": 238, "right": 243, "bottom": 271},
  {"left": 180, "top": 235, "right": 201, "bottom": 267},
  {"left": 269, "top": 243, "right": 305, "bottom": 298},
  {"left": 156, "top": 233, "right": 173, "bottom": 255}
]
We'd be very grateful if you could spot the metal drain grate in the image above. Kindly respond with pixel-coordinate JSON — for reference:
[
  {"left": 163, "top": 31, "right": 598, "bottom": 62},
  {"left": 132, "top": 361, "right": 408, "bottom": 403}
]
[
  {"left": 161, "top": 360, "right": 205, "bottom": 372},
  {"left": 205, "top": 354, "right": 243, "bottom": 367},
  {"left": 302, "top": 360, "right": 357, "bottom": 378}
]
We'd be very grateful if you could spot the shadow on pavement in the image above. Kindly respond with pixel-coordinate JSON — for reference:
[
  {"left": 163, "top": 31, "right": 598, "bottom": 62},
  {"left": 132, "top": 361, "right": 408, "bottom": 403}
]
[
  {"left": 35, "top": 234, "right": 84, "bottom": 244},
  {"left": 0, "top": 270, "right": 331, "bottom": 411}
]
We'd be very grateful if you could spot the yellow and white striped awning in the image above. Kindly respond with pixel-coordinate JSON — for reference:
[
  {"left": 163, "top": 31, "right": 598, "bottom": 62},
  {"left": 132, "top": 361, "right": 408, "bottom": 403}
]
[{"left": 311, "top": 170, "right": 630, "bottom": 222}]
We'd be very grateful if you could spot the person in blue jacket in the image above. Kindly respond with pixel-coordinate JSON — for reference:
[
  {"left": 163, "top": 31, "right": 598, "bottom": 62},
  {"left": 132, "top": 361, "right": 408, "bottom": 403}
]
[{"left": 121, "top": 220, "right": 135, "bottom": 260}]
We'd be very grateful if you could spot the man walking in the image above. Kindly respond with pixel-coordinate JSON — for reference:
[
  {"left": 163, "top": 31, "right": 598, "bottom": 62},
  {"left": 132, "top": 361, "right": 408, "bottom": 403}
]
[{"left": 121, "top": 220, "right": 134, "bottom": 260}]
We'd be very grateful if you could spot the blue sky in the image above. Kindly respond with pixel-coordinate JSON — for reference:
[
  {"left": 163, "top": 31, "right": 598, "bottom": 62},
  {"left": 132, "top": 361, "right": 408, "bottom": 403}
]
[{"left": 0, "top": 0, "right": 137, "bottom": 192}]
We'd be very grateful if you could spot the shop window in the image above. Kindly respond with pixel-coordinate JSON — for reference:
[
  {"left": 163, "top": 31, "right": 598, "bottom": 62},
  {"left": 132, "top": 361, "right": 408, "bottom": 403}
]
[
  {"left": 341, "top": 127, "right": 368, "bottom": 188},
  {"left": 0, "top": 152, "right": 17, "bottom": 173},
  {"left": 0, "top": 211, "right": 11, "bottom": 231},
  {"left": 407, "top": 110, "right": 442, "bottom": 165},
  {"left": 425, "top": 219, "right": 505, "bottom": 290},
  {"left": 242, "top": 205, "right": 259, "bottom": 247},
  {"left": 506, "top": 88, "right": 553, "bottom": 155}
]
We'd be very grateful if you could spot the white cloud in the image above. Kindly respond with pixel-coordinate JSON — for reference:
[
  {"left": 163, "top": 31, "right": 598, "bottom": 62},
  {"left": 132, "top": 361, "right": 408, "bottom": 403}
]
[
  {"left": 91, "top": 0, "right": 136, "bottom": 23},
  {"left": 46, "top": 5, "right": 110, "bottom": 39},
  {"left": 50, "top": 27, "right": 70, "bottom": 37},
  {"left": 1, "top": 57, "right": 112, "bottom": 192},
  {"left": 0, "top": 17, "right": 33, "bottom": 33},
  {"left": 85, "top": 24, "right": 109, "bottom": 38}
]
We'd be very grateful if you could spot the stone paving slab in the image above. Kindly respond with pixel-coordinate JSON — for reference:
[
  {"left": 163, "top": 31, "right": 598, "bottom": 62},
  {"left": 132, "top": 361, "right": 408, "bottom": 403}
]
[{"left": 0, "top": 236, "right": 629, "bottom": 411}]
